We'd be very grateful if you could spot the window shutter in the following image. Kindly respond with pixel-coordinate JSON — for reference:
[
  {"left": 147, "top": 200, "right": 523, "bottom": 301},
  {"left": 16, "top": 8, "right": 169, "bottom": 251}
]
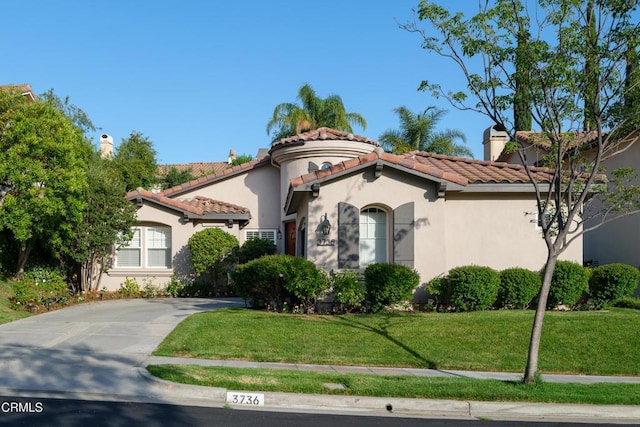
[
  {"left": 338, "top": 202, "right": 359, "bottom": 269},
  {"left": 393, "top": 202, "right": 414, "bottom": 268}
]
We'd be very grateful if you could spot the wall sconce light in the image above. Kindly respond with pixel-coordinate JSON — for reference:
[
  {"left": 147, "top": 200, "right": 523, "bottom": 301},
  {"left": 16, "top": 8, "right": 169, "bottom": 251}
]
[
  {"left": 226, "top": 219, "right": 234, "bottom": 228},
  {"left": 318, "top": 213, "right": 331, "bottom": 236},
  {"left": 277, "top": 230, "right": 282, "bottom": 240}
]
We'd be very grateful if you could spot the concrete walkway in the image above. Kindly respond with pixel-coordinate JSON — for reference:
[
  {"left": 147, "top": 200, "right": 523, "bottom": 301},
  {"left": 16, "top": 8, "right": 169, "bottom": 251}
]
[{"left": 0, "top": 298, "right": 639, "bottom": 423}]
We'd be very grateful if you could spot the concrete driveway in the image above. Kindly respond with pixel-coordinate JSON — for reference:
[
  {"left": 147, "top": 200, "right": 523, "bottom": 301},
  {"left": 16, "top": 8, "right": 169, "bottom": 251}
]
[{"left": 0, "top": 298, "right": 243, "bottom": 400}]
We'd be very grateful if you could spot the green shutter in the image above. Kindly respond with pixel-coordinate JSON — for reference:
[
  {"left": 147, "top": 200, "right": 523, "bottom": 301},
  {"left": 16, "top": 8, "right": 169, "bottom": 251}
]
[
  {"left": 338, "top": 202, "right": 359, "bottom": 269},
  {"left": 393, "top": 202, "right": 414, "bottom": 268}
]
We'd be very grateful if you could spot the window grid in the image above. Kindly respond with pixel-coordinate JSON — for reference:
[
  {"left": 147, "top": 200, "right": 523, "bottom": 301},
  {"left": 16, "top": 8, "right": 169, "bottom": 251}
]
[{"left": 245, "top": 229, "right": 277, "bottom": 244}]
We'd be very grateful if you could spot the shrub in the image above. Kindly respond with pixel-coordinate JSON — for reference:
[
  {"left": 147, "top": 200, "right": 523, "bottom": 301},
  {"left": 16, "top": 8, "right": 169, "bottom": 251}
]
[
  {"left": 119, "top": 278, "right": 141, "bottom": 297},
  {"left": 238, "top": 237, "right": 277, "bottom": 263},
  {"left": 364, "top": 263, "right": 420, "bottom": 313},
  {"left": 588, "top": 263, "right": 640, "bottom": 309},
  {"left": 547, "top": 260, "right": 589, "bottom": 309},
  {"left": 233, "top": 255, "right": 291, "bottom": 309},
  {"left": 281, "top": 257, "right": 329, "bottom": 312},
  {"left": 12, "top": 266, "right": 68, "bottom": 311},
  {"left": 426, "top": 275, "right": 450, "bottom": 310},
  {"left": 233, "top": 255, "right": 328, "bottom": 312},
  {"left": 447, "top": 266, "right": 500, "bottom": 311},
  {"left": 187, "top": 228, "right": 239, "bottom": 285},
  {"left": 497, "top": 268, "right": 541, "bottom": 309},
  {"left": 330, "top": 270, "right": 365, "bottom": 313},
  {"left": 614, "top": 297, "right": 640, "bottom": 310}
]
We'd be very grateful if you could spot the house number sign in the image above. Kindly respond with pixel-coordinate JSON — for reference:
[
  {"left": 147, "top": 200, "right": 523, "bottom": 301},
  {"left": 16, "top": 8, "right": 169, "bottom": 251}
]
[{"left": 316, "top": 239, "right": 336, "bottom": 246}]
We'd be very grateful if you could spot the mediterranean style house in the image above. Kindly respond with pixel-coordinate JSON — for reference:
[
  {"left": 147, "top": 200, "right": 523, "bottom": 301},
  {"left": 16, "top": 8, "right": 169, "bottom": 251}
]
[
  {"left": 483, "top": 124, "right": 640, "bottom": 269},
  {"left": 100, "top": 127, "right": 583, "bottom": 295}
]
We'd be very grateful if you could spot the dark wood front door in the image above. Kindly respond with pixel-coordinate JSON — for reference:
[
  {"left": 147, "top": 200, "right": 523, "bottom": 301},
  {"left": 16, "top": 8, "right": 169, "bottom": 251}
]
[{"left": 285, "top": 221, "right": 296, "bottom": 256}]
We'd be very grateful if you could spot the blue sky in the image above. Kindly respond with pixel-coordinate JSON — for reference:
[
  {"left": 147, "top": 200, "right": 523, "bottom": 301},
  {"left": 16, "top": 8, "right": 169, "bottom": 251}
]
[{"left": 1, "top": 1, "right": 489, "bottom": 164}]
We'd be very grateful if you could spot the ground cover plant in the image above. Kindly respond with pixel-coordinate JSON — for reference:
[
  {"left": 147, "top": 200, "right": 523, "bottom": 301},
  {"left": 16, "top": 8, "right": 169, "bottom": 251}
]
[
  {"left": 154, "top": 307, "right": 640, "bottom": 376},
  {"left": 146, "top": 364, "right": 640, "bottom": 405},
  {"left": 0, "top": 274, "right": 30, "bottom": 325}
]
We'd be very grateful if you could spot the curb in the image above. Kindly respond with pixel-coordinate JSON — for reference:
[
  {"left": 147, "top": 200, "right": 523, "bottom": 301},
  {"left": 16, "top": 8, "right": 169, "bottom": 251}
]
[{"left": 138, "top": 368, "right": 640, "bottom": 422}]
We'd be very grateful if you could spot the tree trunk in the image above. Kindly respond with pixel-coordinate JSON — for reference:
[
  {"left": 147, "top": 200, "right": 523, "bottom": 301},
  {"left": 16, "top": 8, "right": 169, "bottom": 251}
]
[
  {"left": 15, "top": 240, "right": 32, "bottom": 278},
  {"left": 524, "top": 253, "right": 558, "bottom": 384}
]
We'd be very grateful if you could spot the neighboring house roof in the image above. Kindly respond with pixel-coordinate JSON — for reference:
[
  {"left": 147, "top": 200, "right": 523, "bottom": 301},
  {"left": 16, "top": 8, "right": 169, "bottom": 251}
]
[
  {"left": 127, "top": 188, "right": 251, "bottom": 221},
  {"left": 514, "top": 130, "right": 602, "bottom": 150},
  {"left": 270, "top": 127, "right": 379, "bottom": 151},
  {"left": 0, "top": 84, "right": 36, "bottom": 102},
  {"left": 161, "top": 156, "right": 271, "bottom": 197},
  {"left": 157, "top": 162, "right": 228, "bottom": 177}
]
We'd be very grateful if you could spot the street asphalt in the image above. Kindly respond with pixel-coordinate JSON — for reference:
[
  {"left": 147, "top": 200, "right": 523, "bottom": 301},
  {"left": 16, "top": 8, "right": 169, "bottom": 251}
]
[{"left": 0, "top": 298, "right": 638, "bottom": 423}]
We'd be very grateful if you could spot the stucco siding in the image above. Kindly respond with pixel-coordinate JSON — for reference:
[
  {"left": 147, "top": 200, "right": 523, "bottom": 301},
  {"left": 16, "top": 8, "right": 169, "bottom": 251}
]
[
  {"left": 173, "top": 165, "right": 282, "bottom": 241},
  {"left": 444, "top": 192, "right": 583, "bottom": 272}
]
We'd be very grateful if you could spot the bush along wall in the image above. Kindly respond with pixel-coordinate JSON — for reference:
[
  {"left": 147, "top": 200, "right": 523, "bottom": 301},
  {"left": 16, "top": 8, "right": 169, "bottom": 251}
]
[
  {"left": 364, "top": 263, "right": 420, "bottom": 313},
  {"left": 497, "top": 267, "right": 541, "bottom": 309},
  {"left": 447, "top": 265, "right": 500, "bottom": 312},
  {"left": 588, "top": 263, "right": 640, "bottom": 309},
  {"left": 547, "top": 260, "right": 590, "bottom": 309}
]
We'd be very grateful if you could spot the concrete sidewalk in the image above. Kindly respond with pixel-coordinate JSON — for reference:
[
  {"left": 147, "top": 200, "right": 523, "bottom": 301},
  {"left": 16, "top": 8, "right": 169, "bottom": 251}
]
[
  {"left": 0, "top": 298, "right": 638, "bottom": 423},
  {"left": 138, "top": 356, "right": 640, "bottom": 423}
]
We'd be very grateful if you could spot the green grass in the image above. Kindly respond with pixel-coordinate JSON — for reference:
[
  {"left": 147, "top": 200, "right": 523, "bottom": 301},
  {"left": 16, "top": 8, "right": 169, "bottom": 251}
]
[
  {"left": 154, "top": 307, "right": 640, "bottom": 376},
  {"left": 146, "top": 364, "right": 640, "bottom": 405},
  {"left": 0, "top": 274, "right": 30, "bottom": 325}
]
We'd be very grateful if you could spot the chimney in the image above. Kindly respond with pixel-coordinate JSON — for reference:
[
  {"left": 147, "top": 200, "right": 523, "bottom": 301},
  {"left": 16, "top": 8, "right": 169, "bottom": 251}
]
[
  {"left": 483, "top": 124, "right": 509, "bottom": 161},
  {"left": 100, "top": 134, "right": 114, "bottom": 158},
  {"left": 227, "top": 149, "right": 237, "bottom": 165}
]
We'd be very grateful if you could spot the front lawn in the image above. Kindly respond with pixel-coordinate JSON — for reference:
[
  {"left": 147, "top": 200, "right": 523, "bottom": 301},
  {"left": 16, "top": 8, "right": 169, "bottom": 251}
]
[{"left": 153, "top": 307, "right": 640, "bottom": 376}]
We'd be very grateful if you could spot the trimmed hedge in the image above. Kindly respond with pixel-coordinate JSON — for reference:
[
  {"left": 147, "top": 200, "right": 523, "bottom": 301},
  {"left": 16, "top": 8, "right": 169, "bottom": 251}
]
[
  {"left": 547, "top": 261, "right": 589, "bottom": 309},
  {"left": 330, "top": 270, "right": 365, "bottom": 313},
  {"left": 232, "top": 255, "right": 328, "bottom": 312},
  {"left": 238, "top": 237, "right": 277, "bottom": 263},
  {"left": 497, "top": 268, "right": 541, "bottom": 309},
  {"left": 364, "top": 263, "right": 420, "bottom": 313},
  {"left": 589, "top": 263, "right": 640, "bottom": 309},
  {"left": 448, "top": 265, "right": 500, "bottom": 311}
]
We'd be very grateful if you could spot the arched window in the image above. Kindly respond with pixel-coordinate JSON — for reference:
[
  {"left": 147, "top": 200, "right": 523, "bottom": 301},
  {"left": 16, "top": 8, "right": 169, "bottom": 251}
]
[{"left": 359, "top": 207, "right": 387, "bottom": 266}]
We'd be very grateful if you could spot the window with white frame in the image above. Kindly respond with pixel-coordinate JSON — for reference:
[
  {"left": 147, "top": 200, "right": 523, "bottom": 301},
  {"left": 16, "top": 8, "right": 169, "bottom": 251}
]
[
  {"left": 245, "top": 229, "right": 277, "bottom": 244},
  {"left": 115, "top": 226, "right": 171, "bottom": 268},
  {"left": 359, "top": 207, "right": 388, "bottom": 267}
]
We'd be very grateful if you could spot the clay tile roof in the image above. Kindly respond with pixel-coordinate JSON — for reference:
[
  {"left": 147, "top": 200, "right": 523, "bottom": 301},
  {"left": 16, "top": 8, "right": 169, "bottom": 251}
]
[
  {"left": 289, "top": 149, "right": 554, "bottom": 190},
  {"left": 176, "top": 196, "right": 250, "bottom": 215},
  {"left": 271, "top": 127, "right": 379, "bottom": 149},
  {"left": 157, "top": 162, "right": 228, "bottom": 177},
  {"left": 126, "top": 188, "right": 249, "bottom": 216},
  {"left": 161, "top": 156, "right": 271, "bottom": 196},
  {"left": 407, "top": 152, "right": 553, "bottom": 184}
]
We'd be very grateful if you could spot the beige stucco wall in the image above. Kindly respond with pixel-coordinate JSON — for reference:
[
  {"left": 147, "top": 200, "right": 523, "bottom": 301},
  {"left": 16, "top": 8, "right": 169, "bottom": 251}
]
[
  {"left": 271, "top": 140, "right": 376, "bottom": 223},
  {"left": 100, "top": 201, "right": 242, "bottom": 291},
  {"left": 444, "top": 192, "right": 582, "bottom": 273},
  {"left": 297, "top": 165, "right": 583, "bottom": 293},
  {"left": 174, "top": 165, "right": 283, "bottom": 246}
]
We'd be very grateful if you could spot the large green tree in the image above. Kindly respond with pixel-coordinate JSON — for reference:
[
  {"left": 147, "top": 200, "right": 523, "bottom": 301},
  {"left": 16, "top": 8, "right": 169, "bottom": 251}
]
[
  {"left": 410, "top": 0, "right": 640, "bottom": 383},
  {"left": 112, "top": 131, "right": 158, "bottom": 191},
  {"left": 379, "top": 106, "right": 472, "bottom": 157},
  {"left": 266, "top": 83, "right": 367, "bottom": 141},
  {"left": 0, "top": 89, "right": 91, "bottom": 276},
  {"left": 63, "top": 153, "right": 136, "bottom": 291}
]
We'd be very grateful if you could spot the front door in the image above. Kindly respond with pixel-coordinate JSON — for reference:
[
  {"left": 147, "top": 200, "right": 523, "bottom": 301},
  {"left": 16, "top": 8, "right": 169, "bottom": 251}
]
[{"left": 285, "top": 221, "right": 296, "bottom": 256}]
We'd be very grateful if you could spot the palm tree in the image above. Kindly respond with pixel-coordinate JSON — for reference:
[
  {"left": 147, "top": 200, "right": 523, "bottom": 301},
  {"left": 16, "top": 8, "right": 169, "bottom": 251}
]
[
  {"left": 266, "top": 84, "right": 367, "bottom": 141},
  {"left": 379, "top": 106, "right": 472, "bottom": 157}
]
